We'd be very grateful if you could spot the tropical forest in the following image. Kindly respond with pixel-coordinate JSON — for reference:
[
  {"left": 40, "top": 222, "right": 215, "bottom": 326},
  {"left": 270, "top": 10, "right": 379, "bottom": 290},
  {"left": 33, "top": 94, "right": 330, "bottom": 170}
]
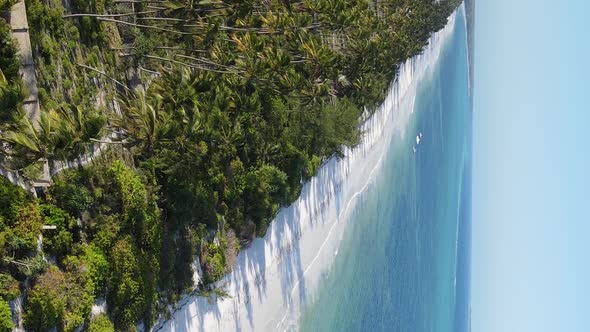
[{"left": 0, "top": 0, "right": 460, "bottom": 330}]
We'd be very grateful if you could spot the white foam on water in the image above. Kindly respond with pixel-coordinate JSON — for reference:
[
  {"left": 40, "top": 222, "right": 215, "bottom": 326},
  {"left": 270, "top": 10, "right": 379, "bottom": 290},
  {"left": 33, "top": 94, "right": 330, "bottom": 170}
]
[{"left": 151, "top": 6, "right": 461, "bottom": 332}]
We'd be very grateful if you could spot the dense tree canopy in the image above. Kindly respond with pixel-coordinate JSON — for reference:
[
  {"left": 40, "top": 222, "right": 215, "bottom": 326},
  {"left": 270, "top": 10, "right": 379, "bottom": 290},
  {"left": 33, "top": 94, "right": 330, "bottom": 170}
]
[{"left": 23, "top": 262, "right": 94, "bottom": 332}]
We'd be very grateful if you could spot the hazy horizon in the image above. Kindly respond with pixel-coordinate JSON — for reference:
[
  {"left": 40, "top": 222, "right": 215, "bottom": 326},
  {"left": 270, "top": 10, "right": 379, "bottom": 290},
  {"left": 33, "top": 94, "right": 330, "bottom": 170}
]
[{"left": 473, "top": 0, "right": 590, "bottom": 331}]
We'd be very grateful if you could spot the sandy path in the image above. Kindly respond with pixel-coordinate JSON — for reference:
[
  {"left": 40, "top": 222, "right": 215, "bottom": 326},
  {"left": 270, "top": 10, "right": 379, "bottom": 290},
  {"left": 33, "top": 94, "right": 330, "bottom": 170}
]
[{"left": 9, "top": 0, "right": 40, "bottom": 124}]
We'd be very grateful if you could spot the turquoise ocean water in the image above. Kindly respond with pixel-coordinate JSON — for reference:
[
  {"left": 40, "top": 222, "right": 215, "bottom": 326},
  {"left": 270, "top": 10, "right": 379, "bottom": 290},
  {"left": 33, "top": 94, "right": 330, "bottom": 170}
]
[{"left": 299, "top": 9, "right": 471, "bottom": 332}]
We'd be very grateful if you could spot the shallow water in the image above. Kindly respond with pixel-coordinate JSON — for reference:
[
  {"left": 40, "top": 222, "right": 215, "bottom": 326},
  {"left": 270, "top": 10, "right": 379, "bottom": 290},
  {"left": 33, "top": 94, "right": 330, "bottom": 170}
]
[{"left": 299, "top": 7, "right": 471, "bottom": 332}]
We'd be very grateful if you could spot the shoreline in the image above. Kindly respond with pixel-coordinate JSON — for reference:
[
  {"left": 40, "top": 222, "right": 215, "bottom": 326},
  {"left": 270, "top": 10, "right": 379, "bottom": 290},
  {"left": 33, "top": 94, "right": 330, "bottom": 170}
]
[{"left": 152, "top": 6, "right": 461, "bottom": 332}]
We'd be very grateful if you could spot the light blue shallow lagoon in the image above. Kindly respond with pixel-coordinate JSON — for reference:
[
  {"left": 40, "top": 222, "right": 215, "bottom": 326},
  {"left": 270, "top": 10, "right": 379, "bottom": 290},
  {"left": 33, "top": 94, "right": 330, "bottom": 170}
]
[{"left": 299, "top": 8, "right": 471, "bottom": 332}]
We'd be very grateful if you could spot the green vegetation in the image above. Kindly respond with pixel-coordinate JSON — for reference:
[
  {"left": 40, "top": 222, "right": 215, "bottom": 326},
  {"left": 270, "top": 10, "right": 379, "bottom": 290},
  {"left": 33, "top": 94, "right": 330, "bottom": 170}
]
[
  {"left": 0, "top": 17, "right": 24, "bottom": 123},
  {"left": 0, "top": 300, "right": 14, "bottom": 332},
  {"left": 0, "top": 19, "right": 20, "bottom": 81},
  {"left": 0, "top": 0, "right": 17, "bottom": 12},
  {"left": 87, "top": 313, "right": 114, "bottom": 332},
  {"left": 0, "top": 272, "right": 17, "bottom": 332},
  {"left": 0, "top": 274, "right": 20, "bottom": 301},
  {"left": 39, "top": 204, "right": 77, "bottom": 258},
  {"left": 0, "top": 176, "right": 42, "bottom": 259},
  {"left": 23, "top": 263, "right": 94, "bottom": 332},
  {"left": 0, "top": 0, "right": 461, "bottom": 330}
]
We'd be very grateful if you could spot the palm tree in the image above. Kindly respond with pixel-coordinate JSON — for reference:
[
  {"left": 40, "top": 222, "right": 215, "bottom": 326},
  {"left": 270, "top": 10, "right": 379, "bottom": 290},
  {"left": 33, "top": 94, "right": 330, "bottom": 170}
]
[
  {"left": 52, "top": 104, "right": 107, "bottom": 160},
  {"left": 116, "top": 89, "right": 174, "bottom": 155},
  {"left": 0, "top": 102, "right": 106, "bottom": 171},
  {"left": 156, "top": 71, "right": 205, "bottom": 139},
  {"left": 1, "top": 111, "right": 58, "bottom": 169},
  {"left": 0, "top": 69, "right": 26, "bottom": 123}
]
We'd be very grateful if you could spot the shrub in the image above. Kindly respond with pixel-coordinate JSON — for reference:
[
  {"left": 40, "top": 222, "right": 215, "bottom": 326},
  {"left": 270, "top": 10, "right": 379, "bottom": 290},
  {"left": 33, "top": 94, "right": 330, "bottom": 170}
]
[
  {"left": 202, "top": 242, "right": 225, "bottom": 283},
  {"left": 88, "top": 313, "right": 114, "bottom": 332},
  {"left": 49, "top": 171, "right": 94, "bottom": 216},
  {"left": 0, "top": 18, "right": 20, "bottom": 80},
  {"left": 39, "top": 204, "right": 77, "bottom": 258},
  {"left": 81, "top": 244, "right": 109, "bottom": 296},
  {"left": 108, "top": 238, "right": 144, "bottom": 330},
  {"left": 24, "top": 263, "right": 94, "bottom": 332},
  {"left": 0, "top": 274, "right": 20, "bottom": 301},
  {"left": 0, "top": 300, "right": 14, "bottom": 332}
]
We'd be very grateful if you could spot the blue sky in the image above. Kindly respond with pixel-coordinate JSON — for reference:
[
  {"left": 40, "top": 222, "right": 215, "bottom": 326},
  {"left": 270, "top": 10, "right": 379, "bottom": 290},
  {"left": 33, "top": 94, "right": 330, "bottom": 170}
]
[{"left": 472, "top": 0, "right": 590, "bottom": 331}]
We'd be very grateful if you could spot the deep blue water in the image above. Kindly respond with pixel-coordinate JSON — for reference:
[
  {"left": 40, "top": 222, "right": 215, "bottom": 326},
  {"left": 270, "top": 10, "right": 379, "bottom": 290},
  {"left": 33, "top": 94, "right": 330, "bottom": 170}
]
[{"left": 300, "top": 9, "right": 471, "bottom": 332}]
